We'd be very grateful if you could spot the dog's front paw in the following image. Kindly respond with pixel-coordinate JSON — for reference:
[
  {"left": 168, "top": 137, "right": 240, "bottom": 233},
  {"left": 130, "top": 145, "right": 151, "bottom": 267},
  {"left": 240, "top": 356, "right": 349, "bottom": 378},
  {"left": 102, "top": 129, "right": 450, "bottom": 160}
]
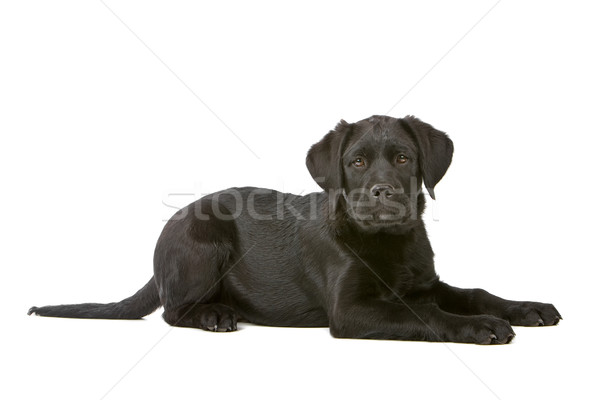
[
  {"left": 455, "top": 315, "right": 515, "bottom": 345},
  {"left": 504, "top": 302, "right": 562, "bottom": 326}
]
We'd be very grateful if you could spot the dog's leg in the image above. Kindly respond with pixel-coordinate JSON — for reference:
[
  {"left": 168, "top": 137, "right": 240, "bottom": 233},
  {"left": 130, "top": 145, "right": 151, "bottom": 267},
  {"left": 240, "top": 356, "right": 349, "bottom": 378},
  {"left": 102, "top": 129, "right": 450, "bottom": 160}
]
[
  {"left": 329, "top": 300, "right": 515, "bottom": 344},
  {"left": 163, "top": 303, "right": 238, "bottom": 332},
  {"left": 328, "top": 270, "right": 517, "bottom": 344},
  {"left": 154, "top": 199, "right": 240, "bottom": 331},
  {"left": 430, "top": 282, "right": 562, "bottom": 326}
]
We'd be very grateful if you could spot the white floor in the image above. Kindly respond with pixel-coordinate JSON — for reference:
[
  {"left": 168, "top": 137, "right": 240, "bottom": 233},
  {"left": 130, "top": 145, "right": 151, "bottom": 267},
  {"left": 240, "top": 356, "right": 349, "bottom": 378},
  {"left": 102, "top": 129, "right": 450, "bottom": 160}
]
[{"left": 10, "top": 310, "right": 586, "bottom": 400}]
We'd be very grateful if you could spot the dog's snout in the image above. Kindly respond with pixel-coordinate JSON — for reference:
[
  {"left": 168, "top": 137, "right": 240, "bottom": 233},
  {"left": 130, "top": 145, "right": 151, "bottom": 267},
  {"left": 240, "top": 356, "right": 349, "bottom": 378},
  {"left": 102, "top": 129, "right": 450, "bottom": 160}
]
[{"left": 370, "top": 184, "right": 395, "bottom": 198}]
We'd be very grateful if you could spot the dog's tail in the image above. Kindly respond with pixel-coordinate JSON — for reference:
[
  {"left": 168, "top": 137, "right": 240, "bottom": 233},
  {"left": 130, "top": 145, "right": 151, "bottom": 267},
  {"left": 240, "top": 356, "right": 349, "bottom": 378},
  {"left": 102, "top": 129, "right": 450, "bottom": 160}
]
[{"left": 27, "top": 277, "right": 161, "bottom": 319}]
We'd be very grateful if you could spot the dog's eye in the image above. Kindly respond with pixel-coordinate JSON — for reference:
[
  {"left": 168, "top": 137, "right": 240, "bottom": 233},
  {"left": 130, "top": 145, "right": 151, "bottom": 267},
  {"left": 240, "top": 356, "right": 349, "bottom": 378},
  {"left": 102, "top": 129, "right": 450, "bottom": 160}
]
[
  {"left": 353, "top": 157, "right": 366, "bottom": 167},
  {"left": 396, "top": 155, "right": 408, "bottom": 164}
]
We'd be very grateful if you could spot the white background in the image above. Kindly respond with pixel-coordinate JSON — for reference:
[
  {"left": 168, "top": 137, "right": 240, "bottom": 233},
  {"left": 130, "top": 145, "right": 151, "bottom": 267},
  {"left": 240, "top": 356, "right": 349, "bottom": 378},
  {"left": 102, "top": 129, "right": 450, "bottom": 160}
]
[{"left": 1, "top": 1, "right": 598, "bottom": 399}]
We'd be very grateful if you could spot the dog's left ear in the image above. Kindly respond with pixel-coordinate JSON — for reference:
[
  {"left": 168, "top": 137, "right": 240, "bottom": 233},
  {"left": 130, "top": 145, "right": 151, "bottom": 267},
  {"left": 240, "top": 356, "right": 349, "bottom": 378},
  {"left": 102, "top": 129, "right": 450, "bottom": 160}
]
[
  {"left": 402, "top": 116, "right": 454, "bottom": 200},
  {"left": 306, "top": 119, "right": 352, "bottom": 192}
]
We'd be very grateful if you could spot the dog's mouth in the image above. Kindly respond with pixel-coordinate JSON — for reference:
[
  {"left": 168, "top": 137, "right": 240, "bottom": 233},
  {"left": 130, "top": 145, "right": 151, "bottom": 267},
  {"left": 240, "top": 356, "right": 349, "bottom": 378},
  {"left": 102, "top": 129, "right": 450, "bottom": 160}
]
[
  {"left": 345, "top": 201, "right": 417, "bottom": 229},
  {"left": 341, "top": 191, "right": 419, "bottom": 232},
  {"left": 353, "top": 212, "right": 410, "bottom": 225},
  {"left": 349, "top": 213, "right": 418, "bottom": 235}
]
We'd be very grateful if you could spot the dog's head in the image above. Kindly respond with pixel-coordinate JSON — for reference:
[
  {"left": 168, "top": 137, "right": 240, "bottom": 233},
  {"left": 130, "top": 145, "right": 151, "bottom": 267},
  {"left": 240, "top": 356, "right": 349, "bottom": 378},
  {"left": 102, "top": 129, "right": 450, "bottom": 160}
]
[{"left": 306, "top": 115, "right": 453, "bottom": 234}]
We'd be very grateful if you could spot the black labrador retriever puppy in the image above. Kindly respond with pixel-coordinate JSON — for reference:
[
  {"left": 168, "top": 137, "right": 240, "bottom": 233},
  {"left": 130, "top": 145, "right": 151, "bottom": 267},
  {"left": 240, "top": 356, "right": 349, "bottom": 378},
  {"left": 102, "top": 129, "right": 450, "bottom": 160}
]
[{"left": 29, "top": 115, "right": 561, "bottom": 344}]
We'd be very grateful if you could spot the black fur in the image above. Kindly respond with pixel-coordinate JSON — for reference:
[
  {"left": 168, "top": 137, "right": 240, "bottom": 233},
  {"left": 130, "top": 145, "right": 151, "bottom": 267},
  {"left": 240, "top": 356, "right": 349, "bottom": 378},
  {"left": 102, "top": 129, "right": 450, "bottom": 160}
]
[{"left": 29, "top": 115, "right": 561, "bottom": 344}]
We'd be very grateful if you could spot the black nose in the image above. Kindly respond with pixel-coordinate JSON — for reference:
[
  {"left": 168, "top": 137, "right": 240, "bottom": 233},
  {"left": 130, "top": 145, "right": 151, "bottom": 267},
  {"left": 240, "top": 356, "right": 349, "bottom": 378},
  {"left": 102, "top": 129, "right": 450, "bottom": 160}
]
[{"left": 370, "top": 184, "right": 395, "bottom": 198}]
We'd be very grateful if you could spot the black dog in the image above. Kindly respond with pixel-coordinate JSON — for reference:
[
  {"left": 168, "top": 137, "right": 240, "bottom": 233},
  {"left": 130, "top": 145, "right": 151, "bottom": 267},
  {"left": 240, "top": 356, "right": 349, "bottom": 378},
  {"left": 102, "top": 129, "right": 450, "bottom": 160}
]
[{"left": 29, "top": 115, "right": 561, "bottom": 344}]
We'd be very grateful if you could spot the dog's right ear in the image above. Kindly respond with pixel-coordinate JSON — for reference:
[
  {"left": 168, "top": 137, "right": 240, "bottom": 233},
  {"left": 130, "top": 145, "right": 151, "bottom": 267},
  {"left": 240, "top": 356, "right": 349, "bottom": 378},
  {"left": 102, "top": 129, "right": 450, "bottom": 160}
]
[{"left": 306, "top": 120, "right": 352, "bottom": 192}]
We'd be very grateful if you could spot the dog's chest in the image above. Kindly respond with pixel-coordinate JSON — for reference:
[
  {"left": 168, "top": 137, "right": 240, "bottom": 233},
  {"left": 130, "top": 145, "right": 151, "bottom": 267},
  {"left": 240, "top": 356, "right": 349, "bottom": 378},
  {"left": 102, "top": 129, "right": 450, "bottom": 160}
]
[{"left": 365, "top": 253, "right": 421, "bottom": 296}]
